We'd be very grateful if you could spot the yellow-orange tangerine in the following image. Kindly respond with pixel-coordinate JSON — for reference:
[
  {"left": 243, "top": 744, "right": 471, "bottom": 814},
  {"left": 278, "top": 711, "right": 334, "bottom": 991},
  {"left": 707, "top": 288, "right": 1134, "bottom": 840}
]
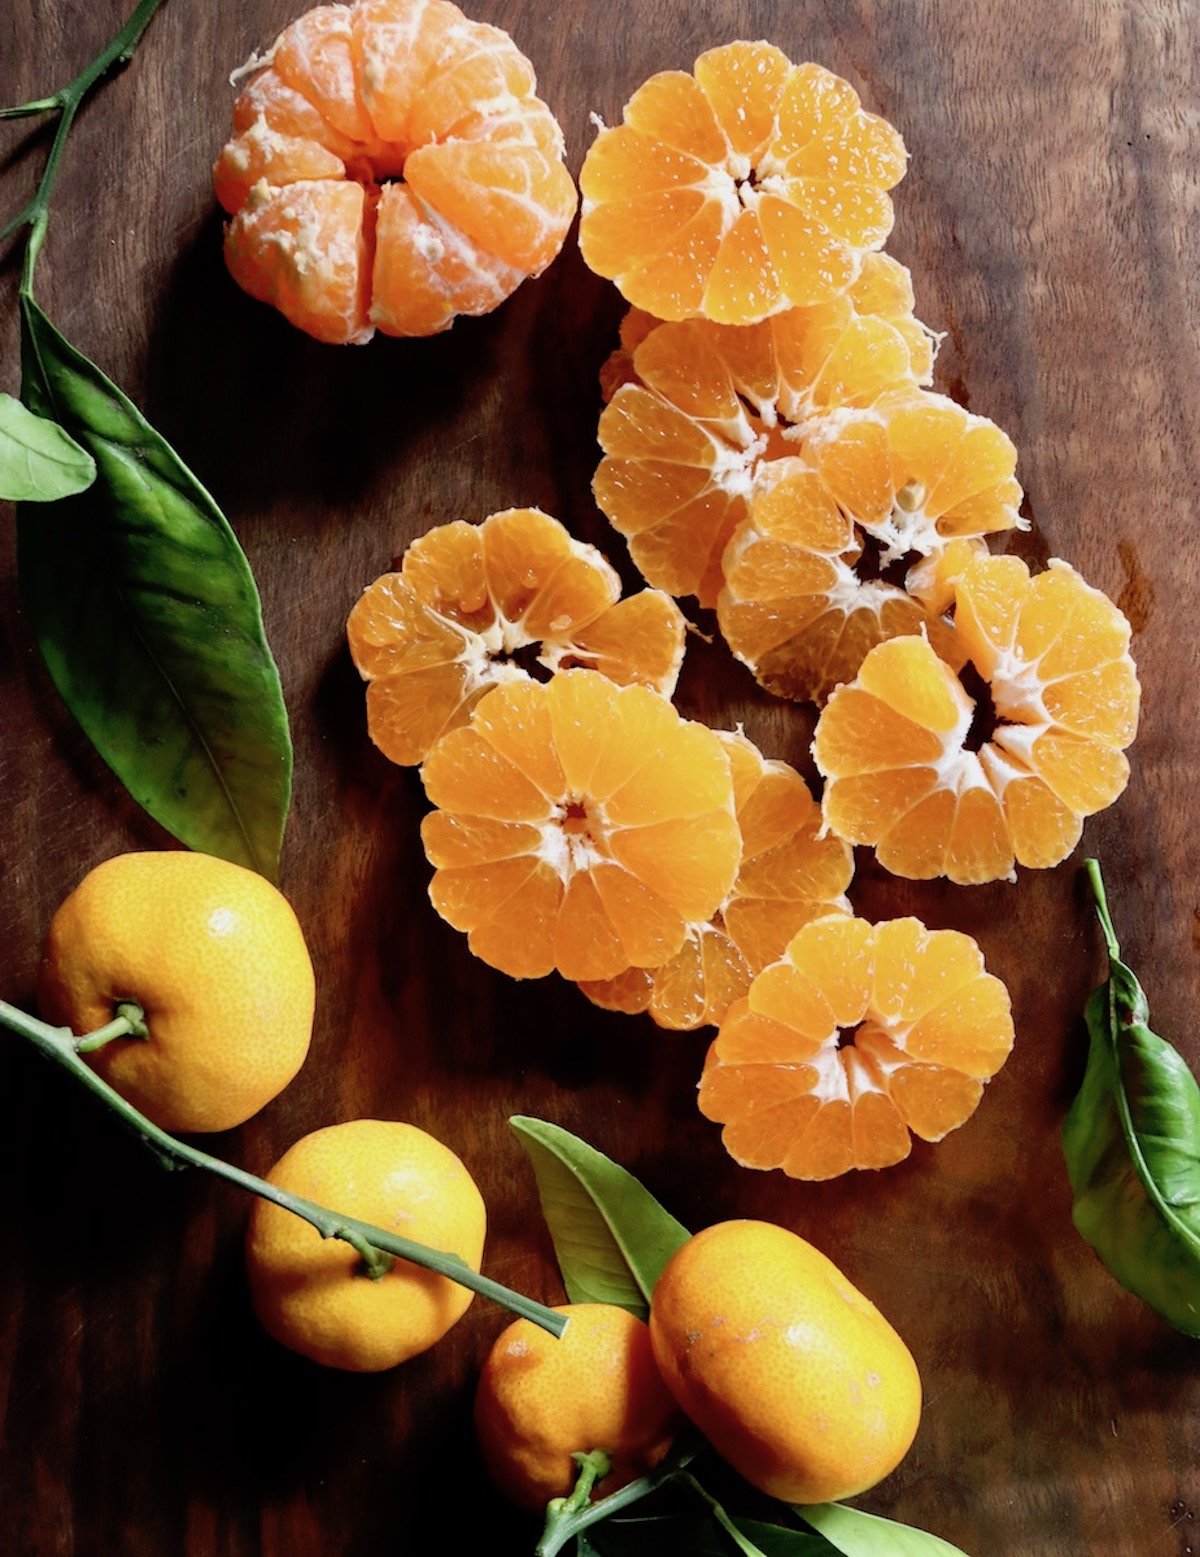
[
  {"left": 594, "top": 256, "right": 937, "bottom": 607},
  {"left": 420, "top": 670, "right": 741, "bottom": 981},
  {"left": 650, "top": 1220, "right": 922, "bottom": 1502},
  {"left": 474, "top": 1304, "right": 679, "bottom": 1510},
  {"left": 717, "top": 388, "right": 1023, "bottom": 703}
]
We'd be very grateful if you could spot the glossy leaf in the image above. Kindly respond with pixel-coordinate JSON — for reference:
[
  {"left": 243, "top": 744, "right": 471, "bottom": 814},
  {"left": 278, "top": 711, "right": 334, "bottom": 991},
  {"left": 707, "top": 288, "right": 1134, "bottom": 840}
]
[
  {"left": 510, "top": 1116, "right": 690, "bottom": 1318},
  {"left": 1062, "top": 859, "right": 1200, "bottom": 1336},
  {"left": 0, "top": 392, "right": 95, "bottom": 501},
  {"left": 796, "top": 1504, "right": 971, "bottom": 1556},
  {"left": 18, "top": 296, "right": 292, "bottom": 879}
]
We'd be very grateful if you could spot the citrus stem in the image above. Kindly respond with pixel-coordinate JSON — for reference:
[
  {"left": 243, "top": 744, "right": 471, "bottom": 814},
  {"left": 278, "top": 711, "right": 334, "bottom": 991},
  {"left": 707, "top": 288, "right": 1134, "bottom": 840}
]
[
  {"left": 4, "top": 0, "right": 169, "bottom": 294},
  {"left": 1084, "top": 857, "right": 1122, "bottom": 964},
  {"left": 534, "top": 1443, "right": 697, "bottom": 1557},
  {"left": 565, "top": 1450, "right": 613, "bottom": 1513},
  {"left": 72, "top": 1004, "right": 145, "bottom": 1053},
  {"left": 0, "top": 97, "right": 62, "bottom": 120},
  {"left": 0, "top": 998, "right": 566, "bottom": 1339},
  {"left": 680, "top": 1472, "right": 767, "bottom": 1557}
]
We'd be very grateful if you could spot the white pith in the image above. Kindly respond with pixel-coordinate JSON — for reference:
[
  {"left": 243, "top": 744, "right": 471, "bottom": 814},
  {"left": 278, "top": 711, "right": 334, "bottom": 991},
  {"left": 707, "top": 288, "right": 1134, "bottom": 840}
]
[{"left": 534, "top": 801, "right": 610, "bottom": 884}]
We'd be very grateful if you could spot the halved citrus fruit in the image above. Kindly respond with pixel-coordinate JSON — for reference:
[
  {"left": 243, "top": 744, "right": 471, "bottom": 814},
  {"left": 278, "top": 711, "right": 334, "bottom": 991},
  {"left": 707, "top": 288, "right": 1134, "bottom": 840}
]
[
  {"left": 812, "top": 554, "right": 1141, "bottom": 883},
  {"left": 579, "top": 44, "right": 907, "bottom": 324},
  {"left": 348, "top": 508, "right": 685, "bottom": 765},
  {"left": 718, "top": 388, "right": 1022, "bottom": 702},
  {"left": 699, "top": 914, "right": 1014, "bottom": 1179},
  {"left": 593, "top": 257, "right": 937, "bottom": 606},
  {"left": 420, "top": 669, "right": 740, "bottom": 980},
  {"left": 215, "top": 0, "right": 577, "bottom": 342},
  {"left": 581, "top": 730, "right": 852, "bottom": 1029}
]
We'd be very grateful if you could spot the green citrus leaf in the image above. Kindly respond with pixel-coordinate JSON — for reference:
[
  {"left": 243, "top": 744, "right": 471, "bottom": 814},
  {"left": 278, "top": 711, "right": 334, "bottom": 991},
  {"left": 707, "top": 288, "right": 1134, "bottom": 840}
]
[
  {"left": 796, "top": 1504, "right": 971, "bottom": 1556},
  {"left": 0, "top": 392, "right": 95, "bottom": 501},
  {"left": 509, "top": 1117, "right": 690, "bottom": 1318},
  {"left": 1062, "top": 860, "right": 1200, "bottom": 1336},
  {"left": 17, "top": 295, "right": 291, "bottom": 879}
]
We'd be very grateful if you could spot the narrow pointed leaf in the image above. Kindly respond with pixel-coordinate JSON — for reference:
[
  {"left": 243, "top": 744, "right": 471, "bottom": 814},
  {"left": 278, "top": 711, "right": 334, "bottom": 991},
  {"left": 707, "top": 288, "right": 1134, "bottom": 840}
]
[
  {"left": 796, "top": 1503, "right": 971, "bottom": 1555},
  {"left": 0, "top": 391, "right": 95, "bottom": 500},
  {"left": 18, "top": 296, "right": 291, "bottom": 878},
  {"left": 1062, "top": 859, "right": 1200, "bottom": 1335},
  {"left": 510, "top": 1116, "right": 690, "bottom": 1317}
]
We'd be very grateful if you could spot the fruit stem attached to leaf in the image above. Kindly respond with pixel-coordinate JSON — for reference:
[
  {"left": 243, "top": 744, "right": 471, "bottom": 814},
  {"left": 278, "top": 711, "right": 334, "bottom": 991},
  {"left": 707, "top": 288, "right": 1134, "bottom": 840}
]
[{"left": 0, "top": 998, "right": 566, "bottom": 1338}]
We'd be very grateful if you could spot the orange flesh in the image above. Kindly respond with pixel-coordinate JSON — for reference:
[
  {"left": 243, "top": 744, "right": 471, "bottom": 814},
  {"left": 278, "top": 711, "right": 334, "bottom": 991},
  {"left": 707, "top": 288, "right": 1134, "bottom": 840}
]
[
  {"left": 215, "top": 0, "right": 577, "bottom": 342},
  {"left": 812, "top": 554, "right": 1140, "bottom": 883},
  {"left": 348, "top": 509, "right": 686, "bottom": 766},
  {"left": 699, "top": 913, "right": 1014, "bottom": 1178},
  {"left": 580, "top": 45, "right": 908, "bottom": 326},
  {"left": 593, "top": 255, "right": 940, "bottom": 610},
  {"left": 580, "top": 730, "right": 852, "bottom": 1029},
  {"left": 420, "top": 670, "right": 741, "bottom": 981}
]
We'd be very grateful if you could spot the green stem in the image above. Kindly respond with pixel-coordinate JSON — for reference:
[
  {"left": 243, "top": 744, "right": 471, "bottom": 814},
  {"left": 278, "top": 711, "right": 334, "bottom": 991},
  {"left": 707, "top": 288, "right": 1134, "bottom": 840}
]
[
  {"left": 680, "top": 1473, "right": 766, "bottom": 1557},
  {"left": 73, "top": 1009, "right": 140, "bottom": 1054},
  {"left": 536, "top": 1451, "right": 613, "bottom": 1556},
  {"left": 1084, "top": 857, "right": 1122, "bottom": 964},
  {"left": 1084, "top": 857, "right": 1149, "bottom": 1026},
  {"left": 0, "top": 97, "right": 62, "bottom": 120},
  {"left": 0, "top": 999, "right": 565, "bottom": 1338},
  {"left": 5, "top": 0, "right": 170, "bottom": 292},
  {"left": 535, "top": 1443, "right": 697, "bottom": 1557}
]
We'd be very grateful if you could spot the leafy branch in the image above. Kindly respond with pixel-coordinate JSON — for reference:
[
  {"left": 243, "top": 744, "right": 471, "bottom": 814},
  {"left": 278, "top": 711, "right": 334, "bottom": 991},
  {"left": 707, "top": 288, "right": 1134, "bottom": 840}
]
[
  {"left": 512, "top": 1119, "right": 972, "bottom": 1556},
  {"left": 2, "top": 1, "right": 294, "bottom": 879},
  {"left": 0, "top": 997, "right": 567, "bottom": 1338},
  {"left": 1063, "top": 858, "right": 1200, "bottom": 1336}
]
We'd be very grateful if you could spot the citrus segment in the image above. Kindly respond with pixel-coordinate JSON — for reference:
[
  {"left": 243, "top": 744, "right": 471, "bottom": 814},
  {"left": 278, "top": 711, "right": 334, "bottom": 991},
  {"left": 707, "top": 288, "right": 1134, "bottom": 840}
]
[
  {"left": 581, "top": 730, "right": 852, "bottom": 1030},
  {"left": 348, "top": 509, "right": 685, "bottom": 765},
  {"left": 400, "top": 13, "right": 537, "bottom": 145},
  {"left": 216, "top": 0, "right": 577, "bottom": 340},
  {"left": 224, "top": 179, "right": 375, "bottom": 346},
  {"left": 813, "top": 555, "right": 1140, "bottom": 883},
  {"left": 594, "top": 258, "right": 936, "bottom": 608},
  {"left": 370, "top": 184, "right": 525, "bottom": 336},
  {"left": 273, "top": 3, "right": 381, "bottom": 148},
  {"left": 718, "top": 389, "right": 1022, "bottom": 702},
  {"left": 699, "top": 914, "right": 1014, "bottom": 1178},
  {"left": 421, "top": 670, "right": 740, "bottom": 981},
  {"left": 233, "top": 66, "right": 365, "bottom": 162},
  {"left": 214, "top": 119, "right": 346, "bottom": 214},
  {"left": 580, "top": 46, "right": 907, "bottom": 324}
]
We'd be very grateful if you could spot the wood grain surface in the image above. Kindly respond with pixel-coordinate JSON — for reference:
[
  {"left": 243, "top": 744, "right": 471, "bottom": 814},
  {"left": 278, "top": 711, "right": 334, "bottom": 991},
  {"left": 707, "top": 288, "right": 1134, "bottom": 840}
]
[{"left": 3, "top": 2, "right": 1199, "bottom": 1553}]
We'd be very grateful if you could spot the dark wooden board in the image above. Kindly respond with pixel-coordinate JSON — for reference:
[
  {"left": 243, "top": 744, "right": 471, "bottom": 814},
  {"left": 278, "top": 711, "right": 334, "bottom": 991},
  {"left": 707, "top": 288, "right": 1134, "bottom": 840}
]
[{"left": 3, "top": 2, "right": 1199, "bottom": 1552}]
